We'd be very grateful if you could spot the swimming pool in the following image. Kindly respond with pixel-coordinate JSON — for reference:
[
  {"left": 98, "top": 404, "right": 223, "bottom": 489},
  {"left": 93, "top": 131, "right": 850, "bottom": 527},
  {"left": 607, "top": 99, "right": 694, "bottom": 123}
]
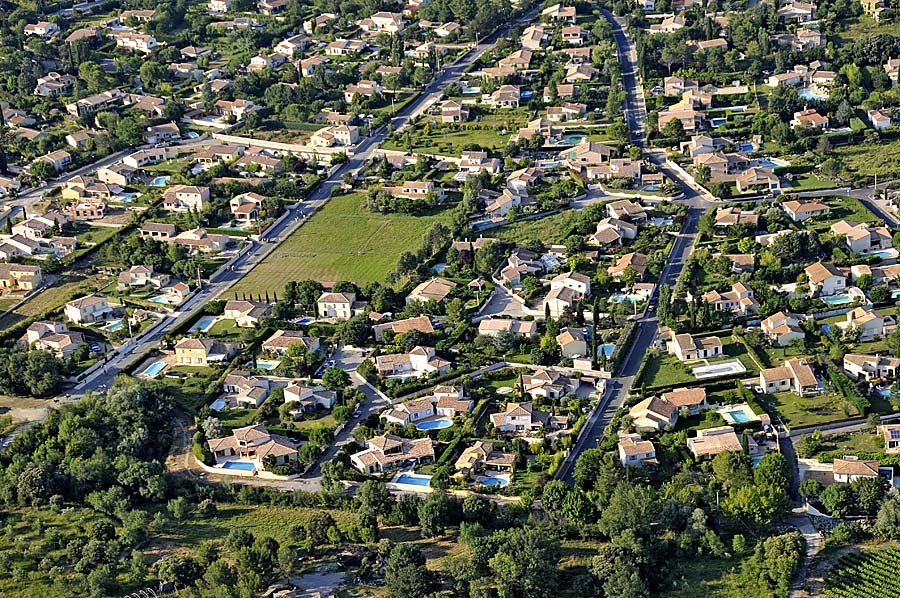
[
  {"left": 709, "top": 117, "right": 727, "bottom": 127},
  {"left": 222, "top": 461, "right": 256, "bottom": 471},
  {"left": 190, "top": 315, "right": 217, "bottom": 332},
  {"left": 396, "top": 473, "right": 432, "bottom": 486},
  {"left": 871, "top": 249, "right": 897, "bottom": 259},
  {"left": 150, "top": 176, "right": 170, "bottom": 186},
  {"left": 251, "top": 359, "right": 280, "bottom": 370},
  {"left": 118, "top": 193, "right": 134, "bottom": 203},
  {"left": 798, "top": 88, "right": 826, "bottom": 101},
  {"left": 478, "top": 476, "right": 509, "bottom": 487},
  {"left": 210, "top": 398, "right": 227, "bottom": 411},
  {"left": 416, "top": 418, "right": 452, "bottom": 431},
  {"left": 691, "top": 359, "right": 747, "bottom": 379},
  {"left": 598, "top": 343, "right": 615, "bottom": 357},
  {"left": 150, "top": 296, "right": 170, "bottom": 304},
  {"left": 462, "top": 86, "right": 481, "bottom": 95},
  {"left": 878, "top": 388, "right": 892, "bottom": 398},
  {"left": 104, "top": 320, "right": 124, "bottom": 331},
  {"left": 521, "top": 90, "right": 533, "bottom": 98},
  {"left": 559, "top": 134, "right": 585, "bottom": 145},
  {"left": 756, "top": 159, "right": 781, "bottom": 168},
  {"left": 736, "top": 142, "right": 754, "bottom": 152},
  {"left": 822, "top": 295, "right": 852, "bottom": 306},
  {"left": 293, "top": 317, "right": 315, "bottom": 325},
  {"left": 610, "top": 293, "right": 641, "bottom": 303},
  {"left": 142, "top": 361, "right": 166, "bottom": 377},
  {"left": 724, "top": 410, "right": 752, "bottom": 423}
]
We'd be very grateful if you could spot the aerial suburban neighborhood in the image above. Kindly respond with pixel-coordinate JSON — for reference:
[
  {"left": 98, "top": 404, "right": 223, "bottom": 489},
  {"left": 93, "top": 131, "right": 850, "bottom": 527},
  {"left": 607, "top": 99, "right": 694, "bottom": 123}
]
[{"left": 4, "top": 0, "right": 900, "bottom": 595}]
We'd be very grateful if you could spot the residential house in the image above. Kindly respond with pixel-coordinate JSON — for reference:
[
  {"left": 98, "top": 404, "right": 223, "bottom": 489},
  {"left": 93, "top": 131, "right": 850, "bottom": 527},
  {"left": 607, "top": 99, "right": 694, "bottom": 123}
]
[
  {"left": 542, "top": 3, "right": 577, "bottom": 23},
  {"left": 25, "top": 21, "right": 60, "bottom": 37},
  {"left": 174, "top": 337, "right": 239, "bottom": 366},
  {"left": 372, "top": 315, "right": 434, "bottom": 342},
  {"left": 223, "top": 371, "right": 271, "bottom": 408},
  {"left": 206, "top": 424, "right": 298, "bottom": 468},
  {"left": 830, "top": 220, "right": 892, "bottom": 254},
  {"left": 761, "top": 311, "right": 806, "bottom": 346},
  {"left": 662, "top": 387, "right": 709, "bottom": 415},
  {"left": 606, "top": 199, "right": 648, "bottom": 222},
  {"left": 325, "top": 39, "right": 367, "bottom": 56},
  {"left": 406, "top": 277, "right": 457, "bottom": 304},
  {"left": 687, "top": 426, "right": 743, "bottom": 458},
  {"left": 358, "top": 11, "right": 406, "bottom": 33},
  {"left": 759, "top": 357, "right": 820, "bottom": 395},
  {"left": 440, "top": 100, "right": 470, "bottom": 123},
  {"left": 223, "top": 299, "right": 271, "bottom": 327},
  {"left": 588, "top": 217, "right": 638, "bottom": 247},
  {"left": 310, "top": 125, "right": 360, "bottom": 147},
  {"left": 556, "top": 327, "right": 588, "bottom": 357},
  {"left": 144, "top": 122, "right": 181, "bottom": 144},
  {"left": 97, "top": 164, "right": 137, "bottom": 187},
  {"left": 350, "top": 435, "right": 434, "bottom": 474},
  {"left": 172, "top": 228, "right": 229, "bottom": 254},
  {"left": 317, "top": 291, "right": 367, "bottom": 319},
  {"left": 669, "top": 331, "right": 723, "bottom": 361},
  {"left": 882, "top": 425, "right": 900, "bottom": 453},
  {"left": 162, "top": 185, "right": 210, "bottom": 212},
  {"left": 34, "top": 72, "right": 76, "bottom": 97},
  {"left": 844, "top": 353, "right": 900, "bottom": 381},
  {"left": 374, "top": 346, "right": 450, "bottom": 377},
  {"left": 833, "top": 456, "right": 884, "bottom": 484},
  {"left": 344, "top": 80, "right": 382, "bottom": 103},
  {"left": 791, "top": 108, "right": 829, "bottom": 129},
  {"left": 520, "top": 25, "right": 546, "bottom": 50},
  {"left": 491, "top": 401, "right": 564, "bottom": 434},
  {"left": 117, "top": 265, "right": 170, "bottom": 290},
  {"left": 520, "top": 369, "right": 581, "bottom": 399},
  {"left": 701, "top": 282, "right": 759, "bottom": 316},
  {"left": 229, "top": 192, "right": 265, "bottom": 222},
  {"left": 715, "top": 207, "right": 759, "bottom": 228},
  {"left": 381, "top": 397, "right": 435, "bottom": 426},
  {"left": 781, "top": 199, "right": 830, "bottom": 222},
  {"left": 274, "top": 34, "right": 311, "bottom": 57},
  {"left": 22, "top": 321, "right": 83, "bottom": 357},
  {"left": 629, "top": 396, "right": 678, "bottom": 432},
  {"left": 839, "top": 307, "right": 896, "bottom": 341},
  {"left": 608, "top": 252, "right": 648, "bottom": 281},
  {"left": 36, "top": 150, "right": 71, "bottom": 173},
  {"left": 477, "top": 318, "right": 538, "bottom": 339},
  {"left": 284, "top": 384, "right": 338, "bottom": 412},
  {"left": 490, "top": 85, "right": 521, "bottom": 108},
  {"left": 64, "top": 295, "right": 111, "bottom": 324},
  {"left": 139, "top": 223, "right": 177, "bottom": 241},
  {"left": 0, "top": 263, "right": 42, "bottom": 291},
  {"left": 261, "top": 330, "right": 320, "bottom": 354},
  {"left": 459, "top": 150, "right": 503, "bottom": 175},
  {"left": 618, "top": 433, "right": 657, "bottom": 467},
  {"left": 869, "top": 109, "right": 892, "bottom": 131},
  {"left": 112, "top": 31, "right": 160, "bottom": 54},
  {"left": 123, "top": 147, "right": 177, "bottom": 168},
  {"left": 455, "top": 441, "right": 516, "bottom": 477},
  {"left": 805, "top": 261, "right": 847, "bottom": 296}
]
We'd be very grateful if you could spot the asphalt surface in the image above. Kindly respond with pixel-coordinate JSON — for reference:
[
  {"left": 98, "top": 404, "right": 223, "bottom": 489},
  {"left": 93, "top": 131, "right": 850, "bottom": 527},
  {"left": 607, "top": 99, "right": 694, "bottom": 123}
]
[
  {"left": 557, "top": 13, "right": 713, "bottom": 484},
  {"left": 64, "top": 7, "right": 543, "bottom": 399}
]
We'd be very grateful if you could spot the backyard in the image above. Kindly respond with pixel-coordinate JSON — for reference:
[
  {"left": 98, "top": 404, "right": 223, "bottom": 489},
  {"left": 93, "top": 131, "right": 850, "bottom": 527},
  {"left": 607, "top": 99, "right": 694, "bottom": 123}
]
[
  {"left": 230, "top": 192, "right": 455, "bottom": 292},
  {"left": 760, "top": 390, "right": 859, "bottom": 428}
]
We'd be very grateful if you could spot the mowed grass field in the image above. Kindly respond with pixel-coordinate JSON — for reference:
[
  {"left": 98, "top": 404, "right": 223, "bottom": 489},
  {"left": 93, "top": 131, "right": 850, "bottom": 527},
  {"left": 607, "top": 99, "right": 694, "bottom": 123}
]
[{"left": 231, "top": 192, "right": 453, "bottom": 292}]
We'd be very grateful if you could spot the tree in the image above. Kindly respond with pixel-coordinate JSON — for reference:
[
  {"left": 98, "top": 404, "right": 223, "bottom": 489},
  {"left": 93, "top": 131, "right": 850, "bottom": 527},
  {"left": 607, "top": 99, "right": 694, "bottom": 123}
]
[
  {"left": 820, "top": 483, "right": 855, "bottom": 518},
  {"left": 385, "top": 544, "right": 434, "bottom": 598},
  {"left": 870, "top": 285, "right": 891, "bottom": 304},
  {"left": 322, "top": 367, "right": 351, "bottom": 392},
  {"left": 340, "top": 314, "right": 371, "bottom": 346},
  {"left": 851, "top": 476, "right": 888, "bottom": 516},
  {"left": 712, "top": 451, "right": 753, "bottom": 490},
  {"left": 418, "top": 490, "right": 450, "bottom": 538},
  {"left": 662, "top": 118, "right": 685, "bottom": 139},
  {"left": 876, "top": 496, "right": 900, "bottom": 539},
  {"left": 167, "top": 496, "right": 193, "bottom": 521},
  {"left": 29, "top": 160, "right": 57, "bottom": 180},
  {"left": 201, "top": 416, "right": 221, "bottom": 439},
  {"left": 754, "top": 452, "right": 790, "bottom": 491},
  {"left": 462, "top": 494, "right": 495, "bottom": 525},
  {"left": 798, "top": 479, "right": 824, "bottom": 500},
  {"left": 358, "top": 479, "right": 393, "bottom": 517},
  {"left": 541, "top": 480, "right": 570, "bottom": 517},
  {"left": 598, "top": 482, "right": 658, "bottom": 537}
]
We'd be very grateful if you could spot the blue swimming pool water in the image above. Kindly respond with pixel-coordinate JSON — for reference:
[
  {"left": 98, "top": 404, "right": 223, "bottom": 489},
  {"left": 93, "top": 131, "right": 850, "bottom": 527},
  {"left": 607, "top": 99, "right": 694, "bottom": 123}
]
[
  {"left": 598, "top": 343, "right": 615, "bottom": 357},
  {"left": 798, "top": 88, "right": 826, "bottom": 101},
  {"left": 397, "top": 473, "right": 432, "bottom": 486},
  {"left": 709, "top": 117, "right": 727, "bottom": 127},
  {"left": 725, "top": 410, "right": 752, "bottom": 423},
  {"left": 736, "top": 142, "right": 754, "bottom": 152},
  {"left": 821, "top": 324, "right": 831, "bottom": 336},
  {"left": 560, "top": 134, "right": 585, "bottom": 145},
  {"left": 751, "top": 456, "right": 763, "bottom": 468},
  {"left": 416, "top": 419, "right": 452, "bottom": 431},
  {"left": 462, "top": 86, "right": 481, "bottom": 95},
  {"left": 479, "top": 476, "right": 508, "bottom": 487},
  {"left": 756, "top": 159, "right": 780, "bottom": 168},
  {"left": 871, "top": 249, "right": 895, "bottom": 259},
  {"left": 222, "top": 461, "right": 256, "bottom": 471},
  {"left": 610, "top": 293, "right": 641, "bottom": 303},
  {"left": 150, "top": 296, "right": 170, "bottom": 304},
  {"left": 295, "top": 317, "right": 315, "bottom": 325},
  {"left": 142, "top": 361, "right": 166, "bottom": 376},
  {"left": 521, "top": 90, "right": 533, "bottom": 98},
  {"left": 252, "top": 360, "right": 279, "bottom": 370},
  {"left": 822, "top": 295, "right": 852, "bottom": 306},
  {"left": 191, "top": 315, "right": 216, "bottom": 332},
  {"left": 210, "top": 398, "right": 227, "bottom": 411},
  {"left": 105, "top": 320, "right": 124, "bottom": 331},
  {"left": 879, "top": 388, "right": 892, "bottom": 398},
  {"left": 150, "top": 176, "right": 170, "bottom": 186}
]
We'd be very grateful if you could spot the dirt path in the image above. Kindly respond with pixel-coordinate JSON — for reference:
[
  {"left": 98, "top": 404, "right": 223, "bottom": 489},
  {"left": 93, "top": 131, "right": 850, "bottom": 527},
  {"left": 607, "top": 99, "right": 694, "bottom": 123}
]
[{"left": 166, "top": 411, "right": 202, "bottom": 479}]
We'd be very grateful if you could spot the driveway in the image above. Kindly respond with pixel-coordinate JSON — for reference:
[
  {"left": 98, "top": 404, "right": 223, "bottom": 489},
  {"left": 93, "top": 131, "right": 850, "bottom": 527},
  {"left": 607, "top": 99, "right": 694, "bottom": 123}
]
[{"left": 474, "top": 287, "right": 529, "bottom": 320}]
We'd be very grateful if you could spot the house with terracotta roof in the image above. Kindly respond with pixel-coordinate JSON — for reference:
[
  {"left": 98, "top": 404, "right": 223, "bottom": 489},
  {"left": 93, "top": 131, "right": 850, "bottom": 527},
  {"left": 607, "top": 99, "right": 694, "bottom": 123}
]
[
  {"left": 406, "top": 277, "right": 457, "bottom": 304},
  {"left": 701, "top": 282, "right": 759, "bottom": 316},
  {"left": 661, "top": 387, "right": 708, "bottom": 415},
  {"left": 870, "top": 109, "right": 892, "bottom": 131},
  {"left": 351, "top": 434, "right": 435, "bottom": 474},
  {"left": 223, "top": 371, "right": 271, "bottom": 408},
  {"left": 284, "top": 384, "right": 337, "bottom": 412},
  {"left": 838, "top": 307, "right": 896, "bottom": 341},
  {"left": 0, "top": 263, "right": 42, "bottom": 292},
  {"left": 490, "top": 401, "right": 566, "bottom": 434},
  {"left": 687, "top": 426, "right": 743, "bottom": 459},
  {"left": 373, "top": 315, "right": 434, "bottom": 342},
  {"left": 669, "top": 331, "right": 723, "bottom": 361},
  {"left": 805, "top": 261, "right": 846, "bottom": 296},
  {"left": 117, "top": 265, "right": 170, "bottom": 290},
  {"left": 617, "top": 433, "right": 657, "bottom": 467},
  {"left": 542, "top": 3, "right": 576, "bottom": 22},
  {"left": 64, "top": 295, "right": 112, "bottom": 324},
  {"left": 715, "top": 207, "right": 759, "bottom": 228},
  {"left": 175, "top": 337, "right": 239, "bottom": 366},
  {"left": 223, "top": 300, "right": 271, "bottom": 328},
  {"left": 261, "top": 330, "right": 320, "bottom": 354},
  {"left": 589, "top": 217, "right": 638, "bottom": 247},
  {"left": 608, "top": 252, "right": 648, "bottom": 281},
  {"left": 781, "top": 199, "right": 830, "bottom": 222},
  {"left": 629, "top": 396, "right": 678, "bottom": 432},
  {"left": 833, "top": 456, "right": 884, "bottom": 484},
  {"left": 830, "top": 220, "right": 892, "bottom": 254},
  {"left": 207, "top": 424, "right": 299, "bottom": 470},
  {"left": 477, "top": 318, "right": 538, "bottom": 339},
  {"left": 22, "top": 321, "right": 84, "bottom": 357},
  {"left": 317, "top": 291, "right": 367, "bottom": 319},
  {"left": 761, "top": 312, "right": 806, "bottom": 347},
  {"left": 490, "top": 85, "right": 521, "bottom": 108},
  {"left": 375, "top": 346, "right": 450, "bottom": 377},
  {"left": 844, "top": 353, "right": 900, "bottom": 381},
  {"left": 520, "top": 369, "right": 580, "bottom": 399},
  {"left": 606, "top": 199, "right": 647, "bottom": 222},
  {"left": 556, "top": 327, "right": 588, "bottom": 358},
  {"left": 455, "top": 441, "right": 515, "bottom": 477},
  {"left": 759, "top": 357, "right": 820, "bottom": 395},
  {"left": 381, "top": 397, "right": 436, "bottom": 426}
]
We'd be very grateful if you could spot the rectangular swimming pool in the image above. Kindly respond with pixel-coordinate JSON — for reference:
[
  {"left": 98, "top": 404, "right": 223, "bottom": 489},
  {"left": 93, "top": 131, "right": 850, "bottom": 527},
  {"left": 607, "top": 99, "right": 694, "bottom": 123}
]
[
  {"left": 822, "top": 295, "right": 852, "bottom": 306},
  {"left": 725, "top": 410, "right": 752, "bottom": 423},
  {"left": 396, "top": 473, "right": 432, "bottom": 486},
  {"left": 142, "top": 361, "right": 166, "bottom": 377},
  {"left": 222, "top": 461, "right": 255, "bottom": 471}
]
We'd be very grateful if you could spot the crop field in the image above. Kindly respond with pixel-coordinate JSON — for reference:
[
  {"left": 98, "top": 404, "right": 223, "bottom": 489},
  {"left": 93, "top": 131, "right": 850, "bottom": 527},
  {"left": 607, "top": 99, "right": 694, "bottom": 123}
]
[
  {"left": 231, "top": 192, "right": 452, "bottom": 292},
  {"left": 824, "top": 547, "right": 900, "bottom": 597}
]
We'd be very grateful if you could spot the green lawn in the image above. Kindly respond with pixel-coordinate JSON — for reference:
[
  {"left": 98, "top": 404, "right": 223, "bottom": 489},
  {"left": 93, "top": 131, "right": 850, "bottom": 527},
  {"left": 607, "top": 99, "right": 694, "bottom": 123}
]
[
  {"left": 492, "top": 210, "right": 582, "bottom": 244},
  {"left": 784, "top": 175, "right": 839, "bottom": 192},
  {"left": 231, "top": 192, "right": 455, "bottom": 291},
  {"left": 834, "top": 138, "right": 900, "bottom": 180},
  {"left": 836, "top": 15, "right": 900, "bottom": 41},
  {"left": 760, "top": 390, "right": 860, "bottom": 428},
  {"left": 637, "top": 351, "right": 696, "bottom": 389},
  {"left": 207, "top": 318, "right": 242, "bottom": 337},
  {"left": 813, "top": 428, "right": 885, "bottom": 457}
]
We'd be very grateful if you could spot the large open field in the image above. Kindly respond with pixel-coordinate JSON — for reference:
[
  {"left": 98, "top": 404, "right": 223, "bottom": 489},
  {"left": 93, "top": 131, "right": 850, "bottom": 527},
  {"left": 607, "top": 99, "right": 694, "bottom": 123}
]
[{"left": 231, "top": 192, "right": 453, "bottom": 292}]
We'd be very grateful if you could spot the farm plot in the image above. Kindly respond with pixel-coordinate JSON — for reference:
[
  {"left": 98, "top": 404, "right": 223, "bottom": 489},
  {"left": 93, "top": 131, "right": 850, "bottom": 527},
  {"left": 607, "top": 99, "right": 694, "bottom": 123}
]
[
  {"left": 231, "top": 192, "right": 453, "bottom": 292},
  {"left": 824, "top": 547, "right": 900, "bottom": 597}
]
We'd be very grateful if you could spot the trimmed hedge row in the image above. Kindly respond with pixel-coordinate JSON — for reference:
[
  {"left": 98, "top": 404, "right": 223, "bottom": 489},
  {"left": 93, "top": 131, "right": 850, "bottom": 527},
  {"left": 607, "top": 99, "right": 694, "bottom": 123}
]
[{"left": 826, "top": 365, "right": 871, "bottom": 416}]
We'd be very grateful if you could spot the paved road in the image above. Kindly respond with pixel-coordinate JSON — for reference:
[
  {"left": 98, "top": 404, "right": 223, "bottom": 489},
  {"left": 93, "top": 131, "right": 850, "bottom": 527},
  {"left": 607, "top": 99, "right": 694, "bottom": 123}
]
[
  {"left": 557, "top": 12, "right": 714, "bottom": 484},
  {"left": 63, "top": 6, "right": 542, "bottom": 399}
]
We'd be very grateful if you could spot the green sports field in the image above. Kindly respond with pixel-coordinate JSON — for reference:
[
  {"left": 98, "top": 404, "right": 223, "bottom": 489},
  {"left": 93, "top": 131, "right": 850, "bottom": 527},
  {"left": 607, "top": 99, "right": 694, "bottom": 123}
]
[{"left": 230, "top": 192, "right": 452, "bottom": 292}]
